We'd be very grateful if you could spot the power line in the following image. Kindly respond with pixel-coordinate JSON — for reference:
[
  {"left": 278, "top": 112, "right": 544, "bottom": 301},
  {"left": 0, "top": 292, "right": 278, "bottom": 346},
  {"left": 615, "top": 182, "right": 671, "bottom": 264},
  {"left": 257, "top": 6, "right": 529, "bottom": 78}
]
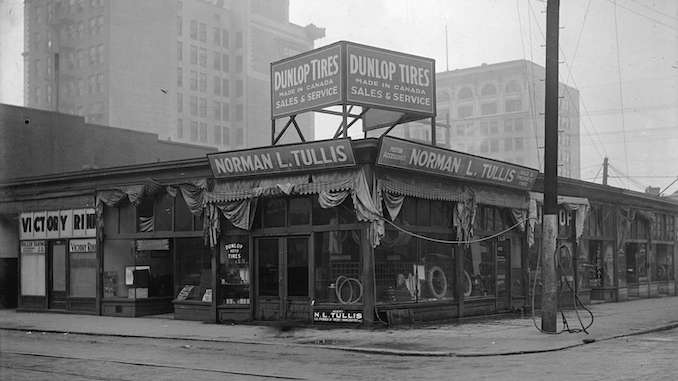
[
  {"left": 570, "top": 0, "right": 593, "bottom": 67},
  {"left": 613, "top": 0, "right": 630, "bottom": 174},
  {"left": 608, "top": 0, "right": 678, "bottom": 31},
  {"left": 626, "top": 0, "right": 678, "bottom": 22}
]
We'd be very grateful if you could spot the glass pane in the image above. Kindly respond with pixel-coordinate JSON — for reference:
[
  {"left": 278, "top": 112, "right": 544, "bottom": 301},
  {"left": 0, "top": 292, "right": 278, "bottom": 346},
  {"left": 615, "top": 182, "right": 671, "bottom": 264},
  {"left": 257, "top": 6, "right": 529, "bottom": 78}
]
[
  {"left": 220, "top": 235, "right": 250, "bottom": 305},
  {"left": 338, "top": 197, "right": 356, "bottom": 224},
  {"left": 496, "top": 239, "right": 508, "bottom": 299},
  {"left": 69, "top": 250, "right": 96, "bottom": 297},
  {"left": 21, "top": 242, "right": 46, "bottom": 296},
  {"left": 175, "top": 238, "right": 212, "bottom": 301},
  {"left": 52, "top": 243, "right": 66, "bottom": 291},
  {"left": 103, "top": 206, "right": 118, "bottom": 235},
  {"left": 262, "top": 198, "right": 285, "bottom": 228},
  {"left": 314, "top": 230, "right": 361, "bottom": 303},
  {"left": 155, "top": 194, "right": 173, "bottom": 231},
  {"left": 288, "top": 197, "right": 310, "bottom": 226},
  {"left": 119, "top": 202, "right": 135, "bottom": 234},
  {"left": 416, "top": 199, "right": 430, "bottom": 226},
  {"left": 103, "top": 239, "right": 134, "bottom": 298},
  {"left": 174, "top": 193, "right": 193, "bottom": 231},
  {"left": 257, "top": 238, "right": 278, "bottom": 296},
  {"left": 375, "top": 228, "right": 418, "bottom": 304},
  {"left": 137, "top": 198, "right": 154, "bottom": 232},
  {"left": 287, "top": 238, "right": 308, "bottom": 297},
  {"left": 312, "top": 195, "right": 335, "bottom": 225},
  {"left": 134, "top": 240, "right": 172, "bottom": 298},
  {"left": 422, "top": 235, "right": 455, "bottom": 301},
  {"left": 466, "top": 241, "right": 495, "bottom": 297},
  {"left": 430, "top": 201, "right": 451, "bottom": 228}
]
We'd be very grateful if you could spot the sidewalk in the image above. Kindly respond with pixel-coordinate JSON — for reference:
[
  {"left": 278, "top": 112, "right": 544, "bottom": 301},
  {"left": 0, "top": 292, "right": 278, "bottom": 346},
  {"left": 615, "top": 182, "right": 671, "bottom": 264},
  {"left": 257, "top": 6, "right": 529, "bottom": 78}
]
[{"left": 1, "top": 296, "right": 677, "bottom": 357}]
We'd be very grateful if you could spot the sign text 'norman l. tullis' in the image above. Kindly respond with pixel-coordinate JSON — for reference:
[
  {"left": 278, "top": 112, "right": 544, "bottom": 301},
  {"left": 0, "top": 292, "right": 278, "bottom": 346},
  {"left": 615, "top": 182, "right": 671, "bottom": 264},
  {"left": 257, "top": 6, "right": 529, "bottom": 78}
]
[
  {"left": 377, "top": 137, "right": 539, "bottom": 190},
  {"left": 208, "top": 139, "right": 356, "bottom": 178}
]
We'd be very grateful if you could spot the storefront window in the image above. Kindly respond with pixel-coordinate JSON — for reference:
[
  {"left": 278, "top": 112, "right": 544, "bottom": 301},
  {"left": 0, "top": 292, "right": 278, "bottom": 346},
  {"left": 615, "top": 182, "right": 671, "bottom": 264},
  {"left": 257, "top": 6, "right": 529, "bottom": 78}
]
[
  {"left": 287, "top": 237, "right": 309, "bottom": 296},
  {"left": 219, "top": 235, "right": 250, "bottom": 304},
  {"left": 288, "top": 197, "right": 310, "bottom": 225},
  {"left": 586, "top": 240, "right": 604, "bottom": 288},
  {"left": 655, "top": 244, "right": 674, "bottom": 281},
  {"left": 314, "top": 230, "right": 361, "bottom": 304},
  {"left": 421, "top": 236, "right": 455, "bottom": 301},
  {"left": 174, "top": 238, "right": 212, "bottom": 302},
  {"left": 137, "top": 198, "right": 154, "bottom": 232},
  {"left": 625, "top": 242, "right": 648, "bottom": 284},
  {"left": 174, "top": 192, "right": 194, "bottom": 231},
  {"left": 20, "top": 241, "right": 46, "bottom": 296},
  {"left": 69, "top": 239, "right": 97, "bottom": 297},
  {"left": 465, "top": 241, "right": 495, "bottom": 298},
  {"left": 103, "top": 239, "right": 172, "bottom": 299},
  {"left": 312, "top": 195, "right": 334, "bottom": 225},
  {"left": 263, "top": 198, "right": 285, "bottom": 228}
]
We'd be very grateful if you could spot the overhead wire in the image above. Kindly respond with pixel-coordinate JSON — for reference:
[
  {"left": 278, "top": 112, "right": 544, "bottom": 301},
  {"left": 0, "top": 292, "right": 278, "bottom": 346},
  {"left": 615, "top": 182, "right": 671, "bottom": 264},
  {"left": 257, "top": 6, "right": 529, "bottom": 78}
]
[
  {"left": 607, "top": 0, "right": 678, "bottom": 32},
  {"left": 612, "top": 0, "right": 631, "bottom": 175}
]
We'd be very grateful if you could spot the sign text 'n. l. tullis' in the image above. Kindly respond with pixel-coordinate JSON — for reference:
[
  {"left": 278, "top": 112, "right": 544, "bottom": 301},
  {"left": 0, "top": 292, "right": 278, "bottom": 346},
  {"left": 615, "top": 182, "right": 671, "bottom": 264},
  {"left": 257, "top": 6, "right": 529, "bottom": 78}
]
[
  {"left": 377, "top": 137, "right": 539, "bottom": 190},
  {"left": 208, "top": 139, "right": 356, "bottom": 178}
]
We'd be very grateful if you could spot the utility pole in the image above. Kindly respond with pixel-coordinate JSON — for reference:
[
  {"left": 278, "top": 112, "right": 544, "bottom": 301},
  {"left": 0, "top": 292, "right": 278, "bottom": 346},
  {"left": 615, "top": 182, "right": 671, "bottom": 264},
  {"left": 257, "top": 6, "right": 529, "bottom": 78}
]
[
  {"left": 541, "top": 0, "right": 560, "bottom": 333},
  {"left": 602, "top": 157, "right": 609, "bottom": 185}
]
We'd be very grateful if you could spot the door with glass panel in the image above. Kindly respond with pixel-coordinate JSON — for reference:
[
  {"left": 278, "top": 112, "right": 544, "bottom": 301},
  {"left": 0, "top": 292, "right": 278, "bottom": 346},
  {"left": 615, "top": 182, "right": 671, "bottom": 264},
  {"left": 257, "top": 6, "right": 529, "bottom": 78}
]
[
  {"left": 48, "top": 241, "right": 67, "bottom": 309},
  {"left": 254, "top": 236, "right": 310, "bottom": 320}
]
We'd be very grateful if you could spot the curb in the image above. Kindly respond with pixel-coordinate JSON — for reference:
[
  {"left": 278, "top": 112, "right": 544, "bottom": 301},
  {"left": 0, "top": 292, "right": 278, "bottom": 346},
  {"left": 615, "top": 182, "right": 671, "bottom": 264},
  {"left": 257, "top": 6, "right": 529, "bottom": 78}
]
[{"left": 2, "top": 321, "right": 677, "bottom": 358}]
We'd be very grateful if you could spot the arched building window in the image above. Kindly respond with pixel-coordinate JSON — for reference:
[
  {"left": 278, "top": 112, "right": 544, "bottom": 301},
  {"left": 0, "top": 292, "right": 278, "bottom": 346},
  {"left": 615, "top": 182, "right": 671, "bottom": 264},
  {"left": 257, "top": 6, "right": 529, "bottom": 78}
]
[
  {"left": 458, "top": 87, "right": 473, "bottom": 100},
  {"left": 480, "top": 83, "right": 497, "bottom": 96},
  {"left": 505, "top": 80, "right": 521, "bottom": 94}
]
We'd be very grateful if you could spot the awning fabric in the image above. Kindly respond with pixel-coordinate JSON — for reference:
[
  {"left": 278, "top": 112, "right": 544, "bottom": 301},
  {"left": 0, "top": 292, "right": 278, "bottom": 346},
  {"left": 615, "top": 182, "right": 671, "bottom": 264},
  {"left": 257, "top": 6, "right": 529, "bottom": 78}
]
[
  {"left": 203, "top": 168, "right": 384, "bottom": 247},
  {"left": 527, "top": 192, "right": 590, "bottom": 247}
]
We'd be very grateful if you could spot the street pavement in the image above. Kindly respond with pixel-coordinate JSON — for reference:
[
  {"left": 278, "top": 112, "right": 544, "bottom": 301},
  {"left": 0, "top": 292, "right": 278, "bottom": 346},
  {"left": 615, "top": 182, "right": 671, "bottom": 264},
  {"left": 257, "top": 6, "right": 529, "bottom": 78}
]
[{"left": 1, "top": 296, "right": 677, "bottom": 357}]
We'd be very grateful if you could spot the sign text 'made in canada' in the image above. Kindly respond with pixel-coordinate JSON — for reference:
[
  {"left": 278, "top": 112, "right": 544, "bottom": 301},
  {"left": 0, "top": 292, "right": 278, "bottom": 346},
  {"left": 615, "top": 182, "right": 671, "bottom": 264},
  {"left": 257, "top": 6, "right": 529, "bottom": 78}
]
[
  {"left": 377, "top": 137, "right": 538, "bottom": 190},
  {"left": 208, "top": 139, "right": 356, "bottom": 178}
]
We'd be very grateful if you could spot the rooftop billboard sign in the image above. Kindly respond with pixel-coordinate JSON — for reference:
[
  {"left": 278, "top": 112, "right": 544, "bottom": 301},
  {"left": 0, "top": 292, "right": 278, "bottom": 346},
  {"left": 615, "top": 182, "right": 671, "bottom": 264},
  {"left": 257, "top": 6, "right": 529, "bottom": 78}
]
[{"left": 271, "top": 41, "right": 435, "bottom": 119}]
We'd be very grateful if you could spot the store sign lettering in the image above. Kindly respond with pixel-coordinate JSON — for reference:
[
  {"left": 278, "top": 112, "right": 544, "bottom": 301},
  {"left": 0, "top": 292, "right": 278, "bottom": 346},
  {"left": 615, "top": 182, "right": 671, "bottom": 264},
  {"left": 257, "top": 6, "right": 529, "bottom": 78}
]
[
  {"left": 223, "top": 242, "right": 244, "bottom": 261},
  {"left": 208, "top": 139, "right": 355, "bottom": 178},
  {"left": 70, "top": 239, "right": 97, "bottom": 253},
  {"left": 377, "top": 137, "right": 538, "bottom": 190},
  {"left": 20, "top": 240, "right": 46, "bottom": 254},
  {"left": 313, "top": 309, "right": 363, "bottom": 323},
  {"left": 20, "top": 208, "right": 95, "bottom": 240}
]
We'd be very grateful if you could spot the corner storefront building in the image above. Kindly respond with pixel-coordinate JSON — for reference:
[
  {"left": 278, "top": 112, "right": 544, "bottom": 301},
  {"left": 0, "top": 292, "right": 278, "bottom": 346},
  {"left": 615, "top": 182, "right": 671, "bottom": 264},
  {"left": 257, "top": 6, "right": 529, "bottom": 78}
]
[{"left": 2, "top": 138, "right": 677, "bottom": 325}]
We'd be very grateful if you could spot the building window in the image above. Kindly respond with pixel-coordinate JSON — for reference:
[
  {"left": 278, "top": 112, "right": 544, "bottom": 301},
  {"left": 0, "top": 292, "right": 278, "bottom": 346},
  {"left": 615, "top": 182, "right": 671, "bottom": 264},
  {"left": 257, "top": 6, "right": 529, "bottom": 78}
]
[
  {"left": 490, "top": 138, "right": 499, "bottom": 153},
  {"left": 222, "top": 78, "right": 230, "bottom": 97},
  {"left": 504, "top": 138, "right": 513, "bottom": 151},
  {"left": 514, "top": 118, "right": 524, "bottom": 131},
  {"left": 190, "top": 20, "right": 197, "bottom": 39},
  {"left": 177, "top": 118, "right": 184, "bottom": 139},
  {"left": 458, "top": 87, "right": 473, "bottom": 100},
  {"left": 235, "top": 31, "right": 243, "bottom": 49},
  {"left": 222, "top": 126, "right": 230, "bottom": 146},
  {"left": 213, "top": 76, "right": 221, "bottom": 95},
  {"left": 199, "top": 98, "right": 207, "bottom": 117},
  {"left": 199, "top": 73, "right": 207, "bottom": 92},
  {"left": 504, "top": 120, "right": 513, "bottom": 133},
  {"left": 489, "top": 120, "right": 498, "bottom": 134},
  {"left": 198, "top": 22, "right": 206, "bottom": 42},
  {"left": 481, "top": 102, "right": 497, "bottom": 115},
  {"left": 190, "top": 45, "right": 197, "bottom": 64},
  {"left": 514, "top": 137, "right": 524, "bottom": 150},
  {"left": 235, "top": 80, "right": 243, "bottom": 97},
  {"left": 213, "top": 27, "right": 221, "bottom": 45},
  {"left": 480, "top": 83, "right": 496, "bottom": 96},
  {"left": 505, "top": 80, "right": 521, "bottom": 93},
  {"left": 505, "top": 98, "right": 522, "bottom": 112},
  {"left": 213, "top": 101, "right": 221, "bottom": 120},
  {"left": 177, "top": 92, "right": 183, "bottom": 113},
  {"left": 234, "top": 127, "right": 244, "bottom": 146},
  {"left": 199, "top": 48, "right": 207, "bottom": 68},
  {"left": 560, "top": 117, "right": 570, "bottom": 130},
  {"left": 222, "top": 54, "right": 229, "bottom": 72},
  {"left": 190, "top": 121, "right": 198, "bottom": 141},
  {"left": 213, "top": 52, "right": 221, "bottom": 70},
  {"left": 96, "top": 73, "right": 104, "bottom": 93},
  {"left": 189, "top": 95, "right": 197, "bottom": 116},
  {"left": 177, "top": 41, "right": 182, "bottom": 61},
  {"left": 457, "top": 105, "right": 473, "bottom": 118},
  {"left": 222, "top": 103, "right": 230, "bottom": 121},
  {"left": 222, "top": 29, "right": 229, "bottom": 48},
  {"left": 189, "top": 70, "right": 197, "bottom": 90},
  {"left": 177, "top": 67, "right": 183, "bottom": 87},
  {"left": 199, "top": 122, "right": 207, "bottom": 142},
  {"left": 177, "top": 16, "right": 182, "bottom": 36},
  {"left": 235, "top": 55, "right": 243, "bottom": 72},
  {"left": 235, "top": 104, "right": 243, "bottom": 121},
  {"left": 480, "top": 140, "right": 489, "bottom": 153},
  {"left": 214, "top": 125, "right": 221, "bottom": 145}
]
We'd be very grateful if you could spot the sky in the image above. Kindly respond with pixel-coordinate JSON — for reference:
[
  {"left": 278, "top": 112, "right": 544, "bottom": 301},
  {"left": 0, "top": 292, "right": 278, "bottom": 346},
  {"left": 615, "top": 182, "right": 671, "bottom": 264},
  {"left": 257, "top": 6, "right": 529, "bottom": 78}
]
[{"left": 290, "top": 0, "right": 678, "bottom": 193}]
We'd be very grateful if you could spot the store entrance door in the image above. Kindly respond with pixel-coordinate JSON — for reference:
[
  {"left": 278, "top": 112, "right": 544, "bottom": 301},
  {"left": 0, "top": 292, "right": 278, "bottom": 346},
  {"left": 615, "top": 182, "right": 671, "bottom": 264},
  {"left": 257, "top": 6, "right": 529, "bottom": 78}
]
[
  {"left": 254, "top": 236, "right": 310, "bottom": 321},
  {"left": 48, "top": 241, "right": 67, "bottom": 310}
]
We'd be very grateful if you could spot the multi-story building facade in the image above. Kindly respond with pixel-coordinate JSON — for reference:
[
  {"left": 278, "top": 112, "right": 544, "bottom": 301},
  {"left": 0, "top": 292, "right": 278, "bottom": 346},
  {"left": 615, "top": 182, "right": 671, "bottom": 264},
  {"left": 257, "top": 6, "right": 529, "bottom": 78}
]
[
  {"left": 23, "top": 0, "right": 323, "bottom": 150},
  {"left": 399, "top": 60, "right": 581, "bottom": 179}
]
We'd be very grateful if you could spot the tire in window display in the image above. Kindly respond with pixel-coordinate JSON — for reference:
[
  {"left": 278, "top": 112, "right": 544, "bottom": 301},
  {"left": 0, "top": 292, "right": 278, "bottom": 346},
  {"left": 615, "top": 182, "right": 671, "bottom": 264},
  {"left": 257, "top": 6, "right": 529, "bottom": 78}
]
[{"left": 334, "top": 275, "right": 363, "bottom": 304}]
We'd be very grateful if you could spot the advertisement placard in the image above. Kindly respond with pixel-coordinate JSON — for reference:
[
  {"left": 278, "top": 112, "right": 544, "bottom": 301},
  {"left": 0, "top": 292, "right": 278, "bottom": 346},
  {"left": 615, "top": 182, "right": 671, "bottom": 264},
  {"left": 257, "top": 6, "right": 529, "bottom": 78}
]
[
  {"left": 345, "top": 43, "right": 435, "bottom": 116},
  {"left": 377, "top": 137, "right": 538, "bottom": 190},
  {"left": 208, "top": 139, "right": 355, "bottom": 178},
  {"left": 20, "top": 209, "right": 96, "bottom": 240},
  {"left": 271, "top": 43, "right": 343, "bottom": 118},
  {"left": 313, "top": 309, "right": 364, "bottom": 323}
]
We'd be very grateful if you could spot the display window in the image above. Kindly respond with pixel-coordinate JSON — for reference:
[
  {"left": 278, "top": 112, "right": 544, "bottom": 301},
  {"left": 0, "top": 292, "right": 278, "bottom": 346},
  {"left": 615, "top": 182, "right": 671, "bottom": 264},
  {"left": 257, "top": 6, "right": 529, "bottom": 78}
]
[
  {"left": 68, "top": 239, "right": 97, "bottom": 297},
  {"left": 174, "top": 238, "right": 212, "bottom": 302},
  {"left": 314, "top": 230, "right": 362, "bottom": 304},
  {"left": 654, "top": 244, "right": 674, "bottom": 281},
  {"left": 625, "top": 242, "right": 648, "bottom": 284},
  {"left": 20, "top": 241, "right": 46, "bottom": 296},
  {"left": 103, "top": 239, "right": 172, "bottom": 299},
  {"left": 465, "top": 241, "right": 495, "bottom": 298},
  {"left": 219, "top": 234, "right": 250, "bottom": 305}
]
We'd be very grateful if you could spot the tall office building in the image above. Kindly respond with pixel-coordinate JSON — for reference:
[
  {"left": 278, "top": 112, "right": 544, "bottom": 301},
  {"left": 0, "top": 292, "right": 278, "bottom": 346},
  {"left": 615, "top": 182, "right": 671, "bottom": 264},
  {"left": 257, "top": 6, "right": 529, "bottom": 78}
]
[
  {"left": 400, "top": 60, "right": 581, "bottom": 179},
  {"left": 23, "top": 0, "right": 324, "bottom": 150}
]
